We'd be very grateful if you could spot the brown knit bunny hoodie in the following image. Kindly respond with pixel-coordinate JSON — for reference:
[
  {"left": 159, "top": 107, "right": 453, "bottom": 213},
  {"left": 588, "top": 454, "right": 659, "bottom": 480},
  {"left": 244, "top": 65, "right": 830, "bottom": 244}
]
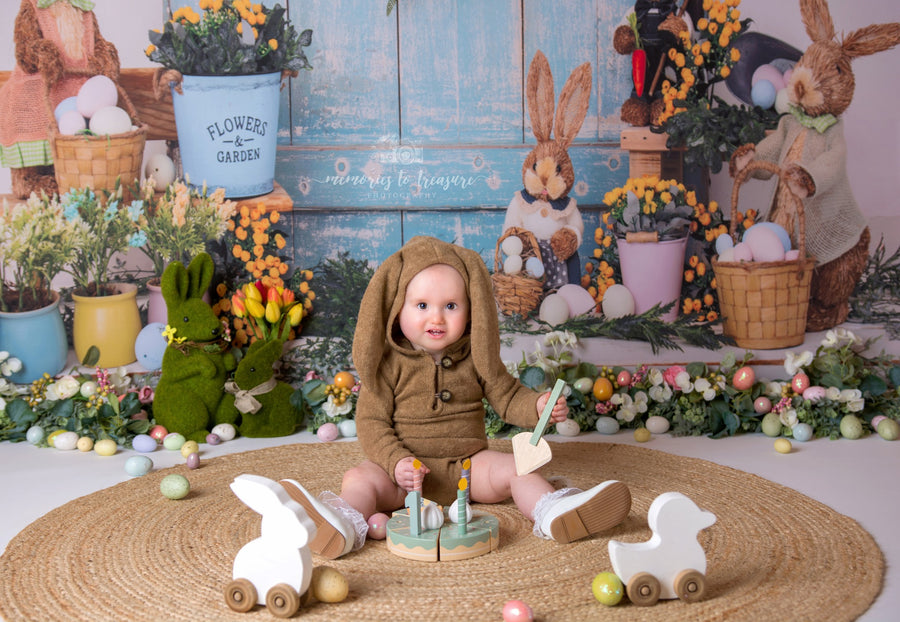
[{"left": 352, "top": 236, "right": 541, "bottom": 504}]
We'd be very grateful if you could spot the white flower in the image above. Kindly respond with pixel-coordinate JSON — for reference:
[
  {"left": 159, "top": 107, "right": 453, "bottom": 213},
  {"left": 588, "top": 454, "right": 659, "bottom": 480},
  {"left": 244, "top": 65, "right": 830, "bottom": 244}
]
[
  {"left": 649, "top": 384, "right": 673, "bottom": 403},
  {"left": 647, "top": 368, "right": 664, "bottom": 386},
  {"left": 610, "top": 393, "right": 625, "bottom": 406},
  {"left": 846, "top": 398, "right": 865, "bottom": 412},
  {"left": 825, "top": 386, "right": 841, "bottom": 401},
  {"left": 633, "top": 391, "right": 648, "bottom": 413},
  {"left": 822, "top": 328, "right": 859, "bottom": 349},
  {"left": 543, "top": 330, "right": 578, "bottom": 350},
  {"left": 694, "top": 378, "right": 711, "bottom": 393},
  {"left": 838, "top": 388, "right": 862, "bottom": 403},
  {"left": 0, "top": 356, "right": 22, "bottom": 376},
  {"left": 0, "top": 378, "right": 8, "bottom": 393},
  {"left": 779, "top": 408, "right": 798, "bottom": 428},
  {"left": 322, "top": 394, "right": 352, "bottom": 419},
  {"left": 504, "top": 360, "right": 520, "bottom": 377},
  {"left": 702, "top": 387, "right": 717, "bottom": 401},
  {"left": 765, "top": 381, "right": 785, "bottom": 398},
  {"left": 675, "top": 371, "right": 693, "bottom": 392},
  {"left": 51, "top": 375, "right": 81, "bottom": 400},
  {"left": 80, "top": 381, "right": 98, "bottom": 398},
  {"left": 0, "top": 351, "right": 8, "bottom": 363},
  {"left": 0, "top": 396, "right": 6, "bottom": 411},
  {"left": 614, "top": 394, "right": 637, "bottom": 422},
  {"left": 784, "top": 350, "right": 814, "bottom": 376},
  {"left": 108, "top": 367, "right": 132, "bottom": 392}
]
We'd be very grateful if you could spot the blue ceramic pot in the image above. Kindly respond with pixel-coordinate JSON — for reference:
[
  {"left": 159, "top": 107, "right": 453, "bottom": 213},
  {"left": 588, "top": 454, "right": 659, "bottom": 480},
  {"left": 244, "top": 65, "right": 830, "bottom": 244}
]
[{"left": 0, "top": 291, "right": 68, "bottom": 383}]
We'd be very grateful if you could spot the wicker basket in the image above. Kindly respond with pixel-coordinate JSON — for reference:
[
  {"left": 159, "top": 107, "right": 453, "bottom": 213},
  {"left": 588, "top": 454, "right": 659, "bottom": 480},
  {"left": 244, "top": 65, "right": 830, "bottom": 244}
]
[
  {"left": 47, "top": 72, "right": 146, "bottom": 197},
  {"left": 492, "top": 227, "right": 544, "bottom": 316},
  {"left": 712, "top": 161, "right": 815, "bottom": 349}
]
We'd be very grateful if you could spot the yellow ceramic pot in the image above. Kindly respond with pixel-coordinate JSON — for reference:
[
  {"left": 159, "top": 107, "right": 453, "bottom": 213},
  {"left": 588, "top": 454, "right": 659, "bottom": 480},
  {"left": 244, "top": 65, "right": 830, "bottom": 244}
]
[{"left": 72, "top": 283, "right": 142, "bottom": 367}]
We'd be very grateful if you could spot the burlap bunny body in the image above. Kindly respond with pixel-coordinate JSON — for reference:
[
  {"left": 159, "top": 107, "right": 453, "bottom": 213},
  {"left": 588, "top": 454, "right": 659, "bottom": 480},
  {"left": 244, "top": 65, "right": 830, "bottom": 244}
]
[
  {"left": 0, "top": 0, "right": 119, "bottom": 199},
  {"left": 503, "top": 50, "right": 592, "bottom": 290},
  {"left": 729, "top": 0, "right": 900, "bottom": 331}
]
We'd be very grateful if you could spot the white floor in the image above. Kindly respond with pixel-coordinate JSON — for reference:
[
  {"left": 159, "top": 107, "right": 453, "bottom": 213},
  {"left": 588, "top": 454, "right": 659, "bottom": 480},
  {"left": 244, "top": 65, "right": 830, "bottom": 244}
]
[{"left": 1, "top": 324, "right": 898, "bottom": 621}]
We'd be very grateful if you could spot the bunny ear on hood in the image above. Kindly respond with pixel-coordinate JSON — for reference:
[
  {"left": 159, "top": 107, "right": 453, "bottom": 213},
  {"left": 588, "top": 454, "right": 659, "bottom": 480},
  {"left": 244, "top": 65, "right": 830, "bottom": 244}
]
[{"left": 352, "top": 236, "right": 503, "bottom": 390}]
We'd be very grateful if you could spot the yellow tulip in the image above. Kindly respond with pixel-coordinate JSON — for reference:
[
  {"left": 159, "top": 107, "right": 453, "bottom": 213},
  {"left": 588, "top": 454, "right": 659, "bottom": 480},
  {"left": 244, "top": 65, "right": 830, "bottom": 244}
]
[
  {"left": 245, "top": 297, "right": 265, "bottom": 319},
  {"left": 265, "top": 300, "right": 281, "bottom": 324},
  {"left": 244, "top": 283, "right": 262, "bottom": 301},
  {"left": 288, "top": 304, "right": 304, "bottom": 326}
]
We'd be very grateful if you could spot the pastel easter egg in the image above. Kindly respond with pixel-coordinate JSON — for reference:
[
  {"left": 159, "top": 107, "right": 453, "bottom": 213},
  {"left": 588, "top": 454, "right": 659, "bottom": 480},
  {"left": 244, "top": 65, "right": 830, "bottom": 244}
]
[
  {"left": 367, "top": 512, "right": 390, "bottom": 540},
  {"left": 163, "top": 432, "right": 186, "bottom": 451},
  {"left": 784, "top": 249, "right": 801, "bottom": 261},
  {"left": 186, "top": 452, "right": 201, "bottom": 469},
  {"left": 633, "top": 428, "right": 651, "bottom": 442},
  {"left": 592, "top": 572, "right": 625, "bottom": 606},
  {"left": 791, "top": 372, "right": 811, "bottom": 394},
  {"left": 752, "top": 64, "right": 786, "bottom": 90},
  {"left": 558, "top": 283, "right": 596, "bottom": 317},
  {"left": 732, "top": 366, "right": 756, "bottom": 391},
  {"left": 311, "top": 566, "right": 349, "bottom": 603},
  {"left": 715, "top": 233, "right": 734, "bottom": 255},
  {"left": 761, "top": 412, "right": 783, "bottom": 437},
  {"left": 782, "top": 67, "right": 794, "bottom": 84},
  {"left": 646, "top": 415, "right": 671, "bottom": 435},
  {"left": 89, "top": 106, "right": 132, "bottom": 135},
  {"left": 143, "top": 153, "right": 176, "bottom": 191},
  {"left": 500, "top": 235, "right": 524, "bottom": 257},
  {"left": 132, "top": 434, "right": 157, "bottom": 453},
  {"left": 840, "top": 414, "right": 863, "bottom": 440},
  {"left": 871, "top": 415, "right": 887, "bottom": 430},
  {"left": 134, "top": 323, "right": 167, "bottom": 371},
  {"left": 206, "top": 433, "right": 222, "bottom": 446},
  {"left": 338, "top": 419, "right": 357, "bottom": 438},
  {"left": 751, "top": 79, "right": 777, "bottom": 109},
  {"left": 717, "top": 247, "right": 736, "bottom": 262},
  {"left": 573, "top": 377, "right": 594, "bottom": 394},
  {"left": 616, "top": 370, "right": 632, "bottom": 387},
  {"left": 595, "top": 416, "right": 620, "bottom": 435},
  {"left": 525, "top": 256, "right": 544, "bottom": 278},
  {"left": 317, "top": 422, "right": 339, "bottom": 442},
  {"left": 77, "top": 75, "right": 118, "bottom": 118},
  {"left": 731, "top": 242, "right": 753, "bottom": 262},
  {"left": 792, "top": 422, "right": 814, "bottom": 442},
  {"left": 502, "top": 600, "right": 534, "bottom": 622},
  {"left": 26, "top": 425, "right": 45, "bottom": 445},
  {"left": 149, "top": 425, "right": 168, "bottom": 442},
  {"left": 754, "top": 396, "right": 773, "bottom": 414},
  {"left": 775, "top": 87, "right": 792, "bottom": 114},
  {"left": 877, "top": 418, "right": 899, "bottom": 441},
  {"left": 538, "top": 294, "right": 569, "bottom": 326},
  {"left": 76, "top": 436, "right": 94, "bottom": 452},
  {"left": 57, "top": 109, "right": 86, "bottom": 135},
  {"left": 160, "top": 474, "right": 190, "bottom": 500},
  {"left": 744, "top": 225, "right": 785, "bottom": 262},
  {"left": 54, "top": 96, "right": 78, "bottom": 123},
  {"left": 751, "top": 222, "right": 792, "bottom": 252},
  {"left": 94, "top": 439, "right": 118, "bottom": 456},
  {"left": 211, "top": 423, "right": 236, "bottom": 441},
  {"left": 601, "top": 284, "right": 635, "bottom": 319},
  {"left": 180, "top": 440, "right": 200, "bottom": 458},
  {"left": 774, "top": 438, "right": 793, "bottom": 454},
  {"left": 53, "top": 431, "right": 79, "bottom": 451},
  {"left": 802, "top": 385, "right": 826, "bottom": 402},
  {"left": 503, "top": 254, "right": 523, "bottom": 274},
  {"left": 555, "top": 418, "right": 581, "bottom": 437},
  {"left": 124, "top": 455, "right": 153, "bottom": 477}
]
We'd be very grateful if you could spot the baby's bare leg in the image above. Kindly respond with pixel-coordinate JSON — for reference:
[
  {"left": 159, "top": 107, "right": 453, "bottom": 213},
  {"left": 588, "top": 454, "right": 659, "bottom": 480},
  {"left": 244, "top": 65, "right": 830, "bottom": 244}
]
[
  {"left": 340, "top": 459, "right": 408, "bottom": 520},
  {"left": 470, "top": 449, "right": 554, "bottom": 519}
]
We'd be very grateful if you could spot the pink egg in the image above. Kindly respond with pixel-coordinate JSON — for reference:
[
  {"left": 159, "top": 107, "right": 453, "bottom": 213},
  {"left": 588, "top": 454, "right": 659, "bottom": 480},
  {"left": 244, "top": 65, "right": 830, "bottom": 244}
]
[
  {"left": 732, "top": 242, "right": 753, "bottom": 262},
  {"left": 149, "top": 425, "right": 168, "bottom": 442},
  {"left": 754, "top": 396, "right": 773, "bottom": 414},
  {"left": 502, "top": 600, "right": 534, "bottom": 622},
  {"left": 57, "top": 109, "right": 86, "bottom": 135},
  {"left": 616, "top": 370, "right": 632, "bottom": 387},
  {"left": 186, "top": 452, "right": 201, "bottom": 469},
  {"left": 76, "top": 75, "right": 118, "bottom": 118},
  {"left": 732, "top": 366, "right": 756, "bottom": 391},
  {"left": 872, "top": 415, "right": 887, "bottom": 430},
  {"left": 367, "top": 512, "right": 390, "bottom": 540},
  {"left": 784, "top": 249, "right": 801, "bottom": 261},
  {"left": 317, "top": 422, "right": 339, "bottom": 442},
  {"left": 792, "top": 372, "right": 810, "bottom": 394},
  {"left": 752, "top": 64, "right": 786, "bottom": 91},
  {"left": 743, "top": 226, "right": 785, "bottom": 262},
  {"left": 802, "top": 385, "right": 826, "bottom": 402},
  {"left": 557, "top": 284, "right": 596, "bottom": 317},
  {"left": 206, "top": 433, "right": 222, "bottom": 446}
]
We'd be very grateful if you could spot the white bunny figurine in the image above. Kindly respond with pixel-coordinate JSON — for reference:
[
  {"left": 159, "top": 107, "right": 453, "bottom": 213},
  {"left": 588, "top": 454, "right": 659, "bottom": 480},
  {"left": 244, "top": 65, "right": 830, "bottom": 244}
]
[{"left": 226, "top": 474, "right": 317, "bottom": 616}]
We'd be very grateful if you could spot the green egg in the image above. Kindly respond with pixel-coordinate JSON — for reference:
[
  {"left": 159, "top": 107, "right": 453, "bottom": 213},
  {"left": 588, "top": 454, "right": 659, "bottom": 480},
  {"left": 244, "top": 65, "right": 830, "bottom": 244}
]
[
  {"left": 160, "top": 474, "right": 190, "bottom": 500},
  {"left": 840, "top": 415, "right": 863, "bottom": 440},
  {"left": 876, "top": 418, "right": 898, "bottom": 441},
  {"left": 761, "top": 412, "right": 783, "bottom": 437}
]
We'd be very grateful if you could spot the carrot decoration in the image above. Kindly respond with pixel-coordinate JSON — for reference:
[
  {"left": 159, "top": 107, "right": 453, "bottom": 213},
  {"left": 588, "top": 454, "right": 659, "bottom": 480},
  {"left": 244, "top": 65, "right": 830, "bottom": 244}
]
[{"left": 627, "top": 12, "right": 646, "bottom": 97}]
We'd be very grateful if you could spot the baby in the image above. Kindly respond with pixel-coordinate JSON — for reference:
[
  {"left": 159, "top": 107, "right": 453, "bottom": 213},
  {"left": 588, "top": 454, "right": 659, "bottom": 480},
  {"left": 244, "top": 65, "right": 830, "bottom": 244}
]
[{"left": 281, "top": 236, "right": 630, "bottom": 558}]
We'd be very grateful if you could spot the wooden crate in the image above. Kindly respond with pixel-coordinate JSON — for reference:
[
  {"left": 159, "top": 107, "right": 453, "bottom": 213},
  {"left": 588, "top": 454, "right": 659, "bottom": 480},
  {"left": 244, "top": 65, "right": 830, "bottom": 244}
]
[{"left": 621, "top": 127, "right": 684, "bottom": 181}]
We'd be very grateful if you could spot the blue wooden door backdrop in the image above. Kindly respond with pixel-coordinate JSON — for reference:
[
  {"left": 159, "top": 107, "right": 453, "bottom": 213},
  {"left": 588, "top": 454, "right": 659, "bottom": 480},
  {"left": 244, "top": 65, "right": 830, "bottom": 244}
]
[{"left": 172, "top": 0, "right": 637, "bottom": 268}]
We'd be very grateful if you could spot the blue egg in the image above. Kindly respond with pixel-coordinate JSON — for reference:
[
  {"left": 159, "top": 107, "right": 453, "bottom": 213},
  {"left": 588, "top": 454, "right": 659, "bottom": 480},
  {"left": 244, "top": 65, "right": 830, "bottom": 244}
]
[
  {"left": 750, "top": 222, "right": 792, "bottom": 252},
  {"left": 595, "top": 416, "right": 620, "bottom": 435},
  {"left": 715, "top": 233, "right": 734, "bottom": 255},
  {"left": 54, "top": 96, "right": 78, "bottom": 123},
  {"left": 124, "top": 455, "right": 153, "bottom": 477},
  {"left": 751, "top": 80, "right": 777, "bottom": 109},
  {"left": 134, "top": 323, "right": 167, "bottom": 371},
  {"left": 26, "top": 425, "right": 45, "bottom": 445},
  {"left": 792, "top": 422, "right": 814, "bottom": 442},
  {"left": 132, "top": 433, "right": 158, "bottom": 453}
]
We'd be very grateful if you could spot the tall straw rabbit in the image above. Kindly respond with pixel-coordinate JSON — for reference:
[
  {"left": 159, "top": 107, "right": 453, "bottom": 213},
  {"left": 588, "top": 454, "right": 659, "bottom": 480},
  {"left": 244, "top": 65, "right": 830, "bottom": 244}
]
[
  {"left": 226, "top": 474, "right": 316, "bottom": 616},
  {"left": 729, "top": 0, "right": 900, "bottom": 331},
  {"left": 503, "top": 50, "right": 592, "bottom": 290}
]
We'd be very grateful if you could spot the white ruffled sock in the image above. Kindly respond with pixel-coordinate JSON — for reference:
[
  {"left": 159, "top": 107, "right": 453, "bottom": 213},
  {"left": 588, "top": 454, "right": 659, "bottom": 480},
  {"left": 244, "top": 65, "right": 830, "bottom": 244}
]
[
  {"left": 531, "top": 487, "right": 580, "bottom": 539},
  {"left": 319, "top": 490, "right": 369, "bottom": 552}
]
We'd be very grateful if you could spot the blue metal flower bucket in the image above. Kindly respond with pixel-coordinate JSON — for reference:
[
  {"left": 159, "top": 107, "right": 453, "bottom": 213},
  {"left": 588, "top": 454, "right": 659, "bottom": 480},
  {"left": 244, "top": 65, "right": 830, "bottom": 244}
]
[{"left": 171, "top": 72, "right": 282, "bottom": 198}]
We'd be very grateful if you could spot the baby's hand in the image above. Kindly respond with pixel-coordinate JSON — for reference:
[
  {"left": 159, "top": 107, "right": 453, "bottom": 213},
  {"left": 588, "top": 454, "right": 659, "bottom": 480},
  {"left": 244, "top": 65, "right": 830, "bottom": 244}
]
[
  {"left": 537, "top": 390, "right": 569, "bottom": 424},
  {"left": 395, "top": 456, "right": 430, "bottom": 492}
]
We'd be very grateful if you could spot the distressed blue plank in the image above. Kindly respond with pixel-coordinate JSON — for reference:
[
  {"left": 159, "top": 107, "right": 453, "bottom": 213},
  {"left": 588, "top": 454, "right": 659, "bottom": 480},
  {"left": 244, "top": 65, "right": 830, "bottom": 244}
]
[
  {"left": 275, "top": 144, "right": 628, "bottom": 208},
  {"left": 285, "top": 209, "right": 404, "bottom": 267},
  {"left": 286, "top": 0, "right": 400, "bottom": 144},
  {"left": 399, "top": 0, "right": 523, "bottom": 145}
]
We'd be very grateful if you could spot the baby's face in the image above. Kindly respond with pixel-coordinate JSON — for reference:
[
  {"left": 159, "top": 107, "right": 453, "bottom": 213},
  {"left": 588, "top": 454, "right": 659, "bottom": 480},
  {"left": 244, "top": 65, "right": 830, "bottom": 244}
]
[{"left": 398, "top": 264, "right": 469, "bottom": 360}]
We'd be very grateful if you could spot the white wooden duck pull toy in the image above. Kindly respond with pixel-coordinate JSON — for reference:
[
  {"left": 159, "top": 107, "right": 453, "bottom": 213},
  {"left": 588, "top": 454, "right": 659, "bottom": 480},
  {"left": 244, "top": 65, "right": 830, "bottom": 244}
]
[
  {"left": 513, "top": 379, "right": 565, "bottom": 476},
  {"left": 609, "top": 492, "right": 716, "bottom": 606},
  {"left": 225, "top": 474, "right": 317, "bottom": 617}
]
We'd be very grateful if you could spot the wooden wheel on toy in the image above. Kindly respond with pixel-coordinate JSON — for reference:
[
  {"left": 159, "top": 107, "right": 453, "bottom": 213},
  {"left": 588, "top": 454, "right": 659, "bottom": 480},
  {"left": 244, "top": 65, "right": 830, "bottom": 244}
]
[
  {"left": 266, "top": 583, "right": 301, "bottom": 618},
  {"left": 674, "top": 569, "right": 707, "bottom": 602},
  {"left": 627, "top": 572, "right": 661, "bottom": 606},
  {"left": 224, "top": 578, "right": 258, "bottom": 613}
]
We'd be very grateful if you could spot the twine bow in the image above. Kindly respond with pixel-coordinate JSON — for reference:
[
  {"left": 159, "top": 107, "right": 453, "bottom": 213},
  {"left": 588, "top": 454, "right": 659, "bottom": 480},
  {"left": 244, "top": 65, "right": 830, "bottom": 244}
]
[{"left": 225, "top": 379, "right": 278, "bottom": 414}]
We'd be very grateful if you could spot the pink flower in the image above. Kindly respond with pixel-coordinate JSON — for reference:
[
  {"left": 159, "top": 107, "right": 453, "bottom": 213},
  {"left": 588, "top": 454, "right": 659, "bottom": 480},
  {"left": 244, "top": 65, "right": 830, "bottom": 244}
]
[
  {"left": 663, "top": 365, "right": 687, "bottom": 388},
  {"left": 304, "top": 370, "right": 321, "bottom": 382},
  {"left": 137, "top": 386, "right": 154, "bottom": 404}
]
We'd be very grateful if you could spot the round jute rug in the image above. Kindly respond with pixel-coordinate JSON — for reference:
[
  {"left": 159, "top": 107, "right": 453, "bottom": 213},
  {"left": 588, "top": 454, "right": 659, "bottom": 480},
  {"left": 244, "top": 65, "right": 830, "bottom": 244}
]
[{"left": 0, "top": 441, "right": 883, "bottom": 622}]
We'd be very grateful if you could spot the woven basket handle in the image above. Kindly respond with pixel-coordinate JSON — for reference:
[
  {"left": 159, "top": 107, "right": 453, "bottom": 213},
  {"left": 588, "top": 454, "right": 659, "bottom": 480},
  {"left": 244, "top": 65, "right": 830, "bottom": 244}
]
[
  {"left": 731, "top": 160, "right": 807, "bottom": 276},
  {"left": 44, "top": 67, "right": 143, "bottom": 129}
]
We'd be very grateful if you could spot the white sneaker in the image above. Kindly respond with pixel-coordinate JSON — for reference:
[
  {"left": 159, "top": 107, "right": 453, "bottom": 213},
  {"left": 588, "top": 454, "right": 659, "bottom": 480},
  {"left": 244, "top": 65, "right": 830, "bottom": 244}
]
[
  {"left": 539, "top": 481, "right": 631, "bottom": 543},
  {"left": 279, "top": 480, "right": 355, "bottom": 559}
]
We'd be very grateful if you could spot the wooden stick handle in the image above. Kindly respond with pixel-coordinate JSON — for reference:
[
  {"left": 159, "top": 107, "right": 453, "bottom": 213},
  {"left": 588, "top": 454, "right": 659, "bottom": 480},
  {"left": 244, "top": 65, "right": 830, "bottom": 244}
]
[{"left": 530, "top": 379, "right": 566, "bottom": 446}]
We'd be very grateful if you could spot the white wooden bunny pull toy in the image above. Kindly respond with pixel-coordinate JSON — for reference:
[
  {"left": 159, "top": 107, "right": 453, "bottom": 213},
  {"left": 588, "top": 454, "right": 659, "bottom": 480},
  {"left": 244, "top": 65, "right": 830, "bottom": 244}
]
[
  {"left": 225, "top": 474, "right": 317, "bottom": 617},
  {"left": 609, "top": 492, "right": 716, "bottom": 606}
]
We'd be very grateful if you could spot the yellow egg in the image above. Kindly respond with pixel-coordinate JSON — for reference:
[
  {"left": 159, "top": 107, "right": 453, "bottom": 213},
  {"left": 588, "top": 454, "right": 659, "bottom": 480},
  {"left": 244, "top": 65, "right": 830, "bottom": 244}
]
[
  {"left": 633, "top": 428, "right": 651, "bottom": 443},
  {"left": 94, "top": 439, "right": 118, "bottom": 456},
  {"left": 76, "top": 436, "right": 94, "bottom": 452},
  {"left": 180, "top": 440, "right": 200, "bottom": 458},
  {"left": 46, "top": 429, "right": 66, "bottom": 448},
  {"left": 774, "top": 438, "right": 792, "bottom": 454},
  {"left": 311, "top": 566, "right": 349, "bottom": 603}
]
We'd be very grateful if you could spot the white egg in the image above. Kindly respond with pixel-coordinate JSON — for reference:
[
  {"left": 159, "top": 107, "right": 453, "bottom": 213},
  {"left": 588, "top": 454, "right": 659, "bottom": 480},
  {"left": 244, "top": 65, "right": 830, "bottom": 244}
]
[
  {"left": 525, "top": 256, "right": 545, "bottom": 278},
  {"left": 77, "top": 75, "right": 118, "bottom": 118},
  {"left": 503, "top": 254, "right": 523, "bottom": 274},
  {"left": 645, "top": 416, "right": 671, "bottom": 435},
  {"left": 717, "top": 247, "right": 735, "bottom": 262},
  {"left": 53, "top": 431, "right": 79, "bottom": 451},
  {"left": 211, "top": 423, "right": 237, "bottom": 441},
  {"left": 57, "top": 110, "right": 87, "bottom": 135},
  {"left": 731, "top": 242, "right": 753, "bottom": 262},
  {"left": 500, "top": 235, "right": 524, "bottom": 257},
  {"left": 338, "top": 419, "right": 357, "bottom": 438},
  {"left": 555, "top": 418, "right": 581, "bottom": 437},
  {"left": 595, "top": 416, "right": 620, "bottom": 435},
  {"left": 539, "top": 294, "right": 569, "bottom": 326},
  {"left": 715, "top": 233, "right": 734, "bottom": 255},
  {"left": 601, "top": 284, "right": 635, "bottom": 318},
  {"left": 89, "top": 106, "right": 132, "bottom": 135},
  {"left": 144, "top": 153, "right": 176, "bottom": 191},
  {"left": 558, "top": 283, "right": 595, "bottom": 317},
  {"left": 774, "top": 88, "right": 792, "bottom": 114},
  {"left": 54, "top": 96, "right": 79, "bottom": 123}
]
